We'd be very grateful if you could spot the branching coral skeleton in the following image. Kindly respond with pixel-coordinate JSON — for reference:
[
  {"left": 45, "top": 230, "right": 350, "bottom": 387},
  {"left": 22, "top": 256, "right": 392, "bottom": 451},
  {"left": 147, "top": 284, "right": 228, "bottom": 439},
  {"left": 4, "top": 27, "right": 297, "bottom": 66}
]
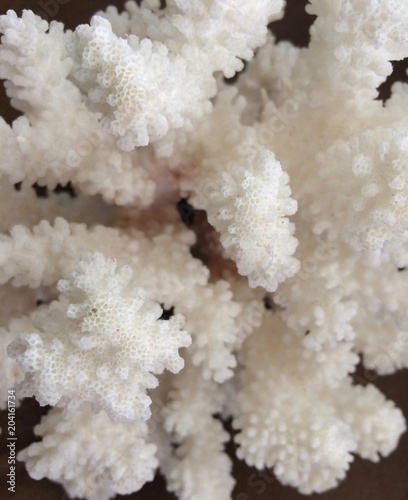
[{"left": 0, "top": 0, "right": 408, "bottom": 498}]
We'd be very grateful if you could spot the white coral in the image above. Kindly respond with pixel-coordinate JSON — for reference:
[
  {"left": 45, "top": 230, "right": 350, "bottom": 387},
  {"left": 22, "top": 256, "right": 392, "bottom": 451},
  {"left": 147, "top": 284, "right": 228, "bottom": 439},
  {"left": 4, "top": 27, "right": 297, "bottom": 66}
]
[
  {"left": 180, "top": 88, "right": 299, "bottom": 291},
  {"left": 8, "top": 252, "right": 191, "bottom": 421},
  {"left": 18, "top": 405, "right": 158, "bottom": 500},
  {"left": 70, "top": 0, "right": 284, "bottom": 150},
  {"left": 234, "top": 313, "right": 406, "bottom": 493},
  {"left": 0, "top": 10, "right": 155, "bottom": 206},
  {"left": 0, "top": 0, "right": 407, "bottom": 498},
  {"left": 162, "top": 359, "right": 234, "bottom": 500}
]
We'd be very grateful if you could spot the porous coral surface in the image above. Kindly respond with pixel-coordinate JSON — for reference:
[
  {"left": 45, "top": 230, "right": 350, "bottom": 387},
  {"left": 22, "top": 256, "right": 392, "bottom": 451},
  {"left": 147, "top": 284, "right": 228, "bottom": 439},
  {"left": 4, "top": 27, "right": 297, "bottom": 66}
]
[{"left": 0, "top": 1, "right": 408, "bottom": 499}]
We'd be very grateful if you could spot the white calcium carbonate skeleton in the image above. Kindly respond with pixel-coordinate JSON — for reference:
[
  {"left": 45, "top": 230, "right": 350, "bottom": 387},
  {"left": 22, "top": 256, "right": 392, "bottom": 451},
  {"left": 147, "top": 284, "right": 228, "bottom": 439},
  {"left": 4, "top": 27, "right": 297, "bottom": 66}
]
[{"left": 0, "top": 0, "right": 407, "bottom": 498}]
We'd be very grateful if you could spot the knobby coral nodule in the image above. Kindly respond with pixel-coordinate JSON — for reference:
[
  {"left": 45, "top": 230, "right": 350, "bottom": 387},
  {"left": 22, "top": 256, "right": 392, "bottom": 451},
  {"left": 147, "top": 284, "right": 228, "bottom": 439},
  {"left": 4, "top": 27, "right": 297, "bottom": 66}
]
[{"left": 0, "top": 1, "right": 408, "bottom": 498}]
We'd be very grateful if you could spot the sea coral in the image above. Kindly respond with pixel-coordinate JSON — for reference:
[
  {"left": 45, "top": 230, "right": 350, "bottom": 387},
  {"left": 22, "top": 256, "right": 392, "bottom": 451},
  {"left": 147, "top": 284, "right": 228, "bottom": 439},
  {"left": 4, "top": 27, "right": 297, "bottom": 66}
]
[{"left": 0, "top": 0, "right": 407, "bottom": 499}]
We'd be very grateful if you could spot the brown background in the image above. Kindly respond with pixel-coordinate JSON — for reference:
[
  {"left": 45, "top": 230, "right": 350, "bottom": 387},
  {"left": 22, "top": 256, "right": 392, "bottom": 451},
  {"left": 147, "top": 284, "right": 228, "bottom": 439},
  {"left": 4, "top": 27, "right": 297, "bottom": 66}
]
[{"left": 0, "top": 1, "right": 407, "bottom": 499}]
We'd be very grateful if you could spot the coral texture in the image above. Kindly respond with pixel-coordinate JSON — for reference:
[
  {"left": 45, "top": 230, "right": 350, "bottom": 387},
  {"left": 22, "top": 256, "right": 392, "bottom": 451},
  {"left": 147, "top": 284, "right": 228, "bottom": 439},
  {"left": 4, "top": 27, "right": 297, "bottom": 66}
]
[{"left": 0, "top": 1, "right": 407, "bottom": 499}]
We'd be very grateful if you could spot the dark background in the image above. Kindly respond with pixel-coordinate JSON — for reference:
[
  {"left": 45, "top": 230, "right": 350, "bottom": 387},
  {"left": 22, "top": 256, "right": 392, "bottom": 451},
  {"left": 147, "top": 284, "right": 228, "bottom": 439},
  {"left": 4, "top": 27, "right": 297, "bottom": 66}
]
[{"left": 0, "top": 1, "right": 407, "bottom": 499}]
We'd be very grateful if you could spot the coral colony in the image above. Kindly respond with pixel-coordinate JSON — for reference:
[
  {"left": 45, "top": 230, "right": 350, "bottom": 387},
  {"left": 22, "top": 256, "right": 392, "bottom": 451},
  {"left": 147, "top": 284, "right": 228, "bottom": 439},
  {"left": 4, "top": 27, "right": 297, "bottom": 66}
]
[{"left": 1, "top": 0, "right": 408, "bottom": 498}]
